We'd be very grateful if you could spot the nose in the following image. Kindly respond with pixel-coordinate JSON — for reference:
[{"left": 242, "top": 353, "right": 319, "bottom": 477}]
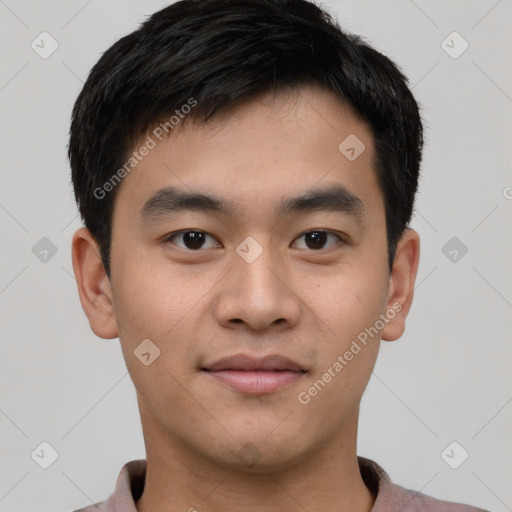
[{"left": 213, "top": 240, "right": 302, "bottom": 332}]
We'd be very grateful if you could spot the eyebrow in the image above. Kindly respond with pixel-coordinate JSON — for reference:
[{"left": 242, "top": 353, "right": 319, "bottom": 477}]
[{"left": 138, "top": 184, "right": 365, "bottom": 223}]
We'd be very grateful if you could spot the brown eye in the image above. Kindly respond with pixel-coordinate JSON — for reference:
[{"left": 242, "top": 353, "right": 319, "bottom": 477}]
[
  {"left": 293, "top": 230, "right": 342, "bottom": 250},
  {"left": 166, "top": 230, "right": 219, "bottom": 250}
]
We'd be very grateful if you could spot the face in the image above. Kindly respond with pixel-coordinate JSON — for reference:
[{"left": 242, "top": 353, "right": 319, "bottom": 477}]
[{"left": 73, "top": 84, "right": 419, "bottom": 472}]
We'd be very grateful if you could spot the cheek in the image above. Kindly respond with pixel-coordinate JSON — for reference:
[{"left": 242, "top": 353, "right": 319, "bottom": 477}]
[
  {"left": 111, "top": 257, "right": 212, "bottom": 379},
  {"left": 112, "top": 255, "right": 190, "bottom": 335},
  {"left": 296, "top": 273, "right": 385, "bottom": 416},
  {"left": 304, "top": 266, "right": 389, "bottom": 343},
  {"left": 111, "top": 268, "right": 199, "bottom": 414}
]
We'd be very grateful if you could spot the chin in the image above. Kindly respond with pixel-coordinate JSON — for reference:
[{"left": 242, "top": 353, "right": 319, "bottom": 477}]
[{"left": 205, "top": 433, "right": 310, "bottom": 474}]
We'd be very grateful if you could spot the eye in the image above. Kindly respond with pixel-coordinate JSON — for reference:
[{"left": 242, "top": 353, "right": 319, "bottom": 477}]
[
  {"left": 292, "top": 230, "right": 343, "bottom": 251},
  {"left": 164, "top": 230, "right": 220, "bottom": 250},
  {"left": 163, "top": 229, "right": 344, "bottom": 252}
]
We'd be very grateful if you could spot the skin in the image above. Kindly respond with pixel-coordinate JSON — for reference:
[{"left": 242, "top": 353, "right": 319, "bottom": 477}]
[{"left": 72, "top": 84, "right": 420, "bottom": 512}]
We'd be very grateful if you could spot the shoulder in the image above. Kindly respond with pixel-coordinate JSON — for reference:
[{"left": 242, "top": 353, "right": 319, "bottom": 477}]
[
  {"left": 390, "top": 481, "right": 491, "bottom": 512},
  {"left": 357, "top": 456, "right": 491, "bottom": 512},
  {"left": 71, "top": 459, "right": 146, "bottom": 512},
  {"left": 71, "top": 502, "right": 107, "bottom": 512}
]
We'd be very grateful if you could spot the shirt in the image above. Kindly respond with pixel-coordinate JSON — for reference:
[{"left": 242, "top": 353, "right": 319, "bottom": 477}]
[{"left": 72, "top": 456, "right": 490, "bottom": 512}]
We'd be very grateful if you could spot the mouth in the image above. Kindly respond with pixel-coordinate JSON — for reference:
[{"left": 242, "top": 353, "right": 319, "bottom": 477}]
[{"left": 201, "top": 354, "right": 307, "bottom": 394}]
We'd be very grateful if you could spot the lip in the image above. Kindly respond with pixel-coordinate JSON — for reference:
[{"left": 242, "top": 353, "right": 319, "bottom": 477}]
[
  {"left": 203, "top": 354, "right": 305, "bottom": 372},
  {"left": 201, "top": 354, "right": 307, "bottom": 394}
]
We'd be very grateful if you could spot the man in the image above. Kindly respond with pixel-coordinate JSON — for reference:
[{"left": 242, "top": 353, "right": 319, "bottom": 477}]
[{"left": 69, "top": 0, "right": 489, "bottom": 510}]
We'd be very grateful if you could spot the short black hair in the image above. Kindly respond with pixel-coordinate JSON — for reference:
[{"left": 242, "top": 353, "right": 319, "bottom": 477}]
[{"left": 68, "top": 0, "right": 423, "bottom": 278}]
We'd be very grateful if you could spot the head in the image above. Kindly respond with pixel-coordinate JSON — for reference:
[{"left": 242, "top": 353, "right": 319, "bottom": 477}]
[{"left": 70, "top": 0, "right": 422, "bottom": 472}]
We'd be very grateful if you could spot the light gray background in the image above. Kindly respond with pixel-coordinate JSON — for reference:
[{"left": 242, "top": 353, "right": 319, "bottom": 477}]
[{"left": 0, "top": 1, "right": 511, "bottom": 511}]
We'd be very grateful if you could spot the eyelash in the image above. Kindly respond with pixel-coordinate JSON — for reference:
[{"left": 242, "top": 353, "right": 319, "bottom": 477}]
[{"left": 163, "top": 229, "right": 345, "bottom": 252}]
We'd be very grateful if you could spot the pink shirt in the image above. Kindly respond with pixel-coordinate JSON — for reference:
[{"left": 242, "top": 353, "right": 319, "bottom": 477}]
[{"left": 73, "top": 457, "right": 490, "bottom": 512}]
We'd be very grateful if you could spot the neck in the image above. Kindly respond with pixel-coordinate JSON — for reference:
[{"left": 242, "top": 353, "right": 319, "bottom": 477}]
[{"left": 135, "top": 403, "right": 375, "bottom": 512}]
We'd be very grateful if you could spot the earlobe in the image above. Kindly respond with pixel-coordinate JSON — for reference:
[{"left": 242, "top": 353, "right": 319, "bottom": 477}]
[
  {"left": 71, "top": 227, "right": 119, "bottom": 339},
  {"left": 381, "top": 228, "right": 420, "bottom": 342}
]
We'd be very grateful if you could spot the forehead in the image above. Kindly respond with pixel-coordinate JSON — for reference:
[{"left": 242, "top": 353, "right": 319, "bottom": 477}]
[{"left": 112, "top": 84, "right": 382, "bottom": 227}]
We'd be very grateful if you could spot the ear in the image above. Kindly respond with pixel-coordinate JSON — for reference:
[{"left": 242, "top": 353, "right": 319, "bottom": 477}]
[
  {"left": 71, "top": 227, "right": 118, "bottom": 339},
  {"left": 381, "top": 228, "right": 420, "bottom": 342}
]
